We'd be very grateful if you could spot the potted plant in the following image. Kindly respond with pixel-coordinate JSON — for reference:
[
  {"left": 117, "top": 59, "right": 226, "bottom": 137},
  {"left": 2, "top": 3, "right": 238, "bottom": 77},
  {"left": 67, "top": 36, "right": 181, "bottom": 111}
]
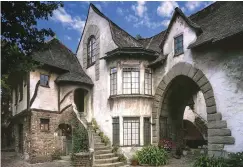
[{"left": 131, "top": 154, "right": 139, "bottom": 166}]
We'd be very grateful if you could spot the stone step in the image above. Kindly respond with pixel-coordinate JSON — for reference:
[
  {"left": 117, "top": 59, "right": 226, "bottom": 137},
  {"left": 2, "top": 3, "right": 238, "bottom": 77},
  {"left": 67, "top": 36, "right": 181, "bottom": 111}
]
[
  {"left": 95, "top": 153, "right": 116, "bottom": 159},
  {"left": 60, "top": 156, "right": 70, "bottom": 161},
  {"left": 94, "top": 157, "right": 119, "bottom": 164},
  {"left": 93, "top": 162, "right": 124, "bottom": 167},
  {"left": 95, "top": 146, "right": 111, "bottom": 151},
  {"left": 95, "top": 149, "right": 112, "bottom": 155},
  {"left": 94, "top": 138, "right": 102, "bottom": 142},
  {"left": 95, "top": 142, "right": 106, "bottom": 147}
]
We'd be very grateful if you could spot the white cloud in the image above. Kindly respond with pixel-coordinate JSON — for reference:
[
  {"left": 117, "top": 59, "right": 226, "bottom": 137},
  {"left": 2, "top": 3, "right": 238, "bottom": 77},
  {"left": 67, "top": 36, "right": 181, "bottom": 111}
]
[
  {"left": 116, "top": 7, "right": 124, "bottom": 16},
  {"left": 157, "top": 1, "right": 179, "bottom": 17},
  {"left": 52, "top": 7, "right": 85, "bottom": 34},
  {"left": 161, "top": 19, "right": 170, "bottom": 27},
  {"left": 64, "top": 35, "right": 72, "bottom": 40},
  {"left": 134, "top": 15, "right": 162, "bottom": 29},
  {"left": 185, "top": 1, "right": 203, "bottom": 11},
  {"left": 132, "top": 1, "right": 147, "bottom": 17},
  {"left": 125, "top": 14, "right": 139, "bottom": 22}
]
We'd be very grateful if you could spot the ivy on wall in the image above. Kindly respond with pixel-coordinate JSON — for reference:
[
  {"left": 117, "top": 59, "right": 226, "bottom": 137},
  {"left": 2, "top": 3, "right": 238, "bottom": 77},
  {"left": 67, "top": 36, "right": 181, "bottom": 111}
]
[{"left": 70, "top": 112, "right": 89, "bottom": 153}]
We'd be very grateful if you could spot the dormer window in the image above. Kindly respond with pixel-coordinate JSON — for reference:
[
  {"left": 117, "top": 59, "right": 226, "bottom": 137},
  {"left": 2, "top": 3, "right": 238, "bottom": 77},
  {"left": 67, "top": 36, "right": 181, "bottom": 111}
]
[
  {"left": 174, "top": 34, "right": 183, "bottom": 56},
  {"left": 87, "top": 35, "right": 96, "bottom": 67}
]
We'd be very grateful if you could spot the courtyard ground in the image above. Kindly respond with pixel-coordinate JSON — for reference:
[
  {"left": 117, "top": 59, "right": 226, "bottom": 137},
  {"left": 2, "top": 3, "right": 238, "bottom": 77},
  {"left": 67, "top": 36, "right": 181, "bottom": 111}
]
[
  {"left": 1, "top": 151, "right": 71, "bottom": 167},
  {"left": 1, "top": 151, "right": 196, "bottom": 167}
]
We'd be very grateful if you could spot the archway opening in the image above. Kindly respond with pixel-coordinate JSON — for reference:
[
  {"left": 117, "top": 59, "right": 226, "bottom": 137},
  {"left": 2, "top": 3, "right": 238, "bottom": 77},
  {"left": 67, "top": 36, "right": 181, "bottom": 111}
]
[
  {"left": 57, "top": 123, "right": 72, "bottom": 155},
  {"left": 74, "top": 89, "right": 88, "bottom": 115},
  {"left": 159, "top": 75, "right": 207, "bottom": 154}
]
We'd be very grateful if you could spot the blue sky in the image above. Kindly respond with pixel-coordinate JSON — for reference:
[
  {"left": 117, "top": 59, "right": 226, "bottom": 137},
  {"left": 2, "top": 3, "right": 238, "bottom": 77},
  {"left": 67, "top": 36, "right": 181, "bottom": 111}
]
[{"left": 38, "top": 1, "right": 213, "bottom": 53}]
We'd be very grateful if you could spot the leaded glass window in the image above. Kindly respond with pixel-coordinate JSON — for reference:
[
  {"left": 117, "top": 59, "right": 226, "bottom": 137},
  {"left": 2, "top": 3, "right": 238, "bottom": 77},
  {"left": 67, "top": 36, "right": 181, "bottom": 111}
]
[
  {"left": 144, "top": 117, "right": 151, "bottom": 145},
  {"left": 40, "top": 74, "right": 49, "bottom": 87},
  {"left": 174, "top": 34, "right": 183, "bottom": 56},
  {"left": 112, "top": 117, "right": 120, "bottom": 146},
  {"left": 123, "top": 67, "right": 140, "bottom": 94},
  {"left": 144, "top": 69, "right": 152, "bottom": 95},
  {"left": 110, "top": 68, "right": 117, "bottom": 95},
  {"left": 87, "top": 36, "right": 96, "bottom": 67},
  {"left": 123, "top": 117, "right": 140, "bottom": 146}
]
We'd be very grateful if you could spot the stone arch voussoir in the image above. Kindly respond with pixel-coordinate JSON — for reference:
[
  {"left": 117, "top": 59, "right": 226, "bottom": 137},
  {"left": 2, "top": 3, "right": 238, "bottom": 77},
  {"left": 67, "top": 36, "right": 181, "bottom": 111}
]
[{"left": 152, "top": 62, "right": 235, "bottom": 157}]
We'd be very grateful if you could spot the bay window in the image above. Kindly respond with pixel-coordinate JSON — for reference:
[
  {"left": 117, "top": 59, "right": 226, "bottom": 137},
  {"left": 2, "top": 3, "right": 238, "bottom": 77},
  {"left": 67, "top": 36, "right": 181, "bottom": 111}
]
[{"left": 123, "top": 67, "right": 139, "bottom": 94}]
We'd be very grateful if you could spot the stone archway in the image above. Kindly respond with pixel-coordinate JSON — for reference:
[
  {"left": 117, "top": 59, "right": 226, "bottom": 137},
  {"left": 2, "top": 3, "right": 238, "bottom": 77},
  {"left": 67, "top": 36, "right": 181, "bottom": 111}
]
[{"left": 152, "top": 62, "right": 235, "bottom": 156}]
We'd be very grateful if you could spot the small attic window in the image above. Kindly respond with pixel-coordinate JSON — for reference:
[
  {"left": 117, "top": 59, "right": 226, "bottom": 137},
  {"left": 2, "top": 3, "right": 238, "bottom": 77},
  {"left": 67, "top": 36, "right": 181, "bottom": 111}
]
[
  {"left": 174, "top": 34, "right": 183, "bottom": 56},
  {"left": 40, "top": 74, "right": 49, "bottom": 87}
]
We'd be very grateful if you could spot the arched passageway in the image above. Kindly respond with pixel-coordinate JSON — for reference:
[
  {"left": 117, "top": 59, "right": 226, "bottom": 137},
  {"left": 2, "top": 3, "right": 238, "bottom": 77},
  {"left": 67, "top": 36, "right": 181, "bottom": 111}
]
[
  {"left": 57, "top": 123, "right": 72, "bottom": 155},
  {"left": 159, "top": 75, "right": 201, "bottom": 152},
  {"left": 153, "top": 62, "right": 235, "bottom": 156}
]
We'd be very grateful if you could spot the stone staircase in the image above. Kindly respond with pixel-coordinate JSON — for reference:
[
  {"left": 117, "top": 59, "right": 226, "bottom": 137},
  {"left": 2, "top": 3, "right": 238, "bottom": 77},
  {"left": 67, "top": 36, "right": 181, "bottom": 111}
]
[{"left": 93, "top": 133, "right": 125, "bottom": 167}]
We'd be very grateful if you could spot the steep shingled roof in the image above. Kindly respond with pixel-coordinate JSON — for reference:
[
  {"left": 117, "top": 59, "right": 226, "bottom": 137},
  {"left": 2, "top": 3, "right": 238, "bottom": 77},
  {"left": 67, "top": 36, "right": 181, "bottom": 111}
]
[
  {"left": 148, "top": 2, "right": 243, "bottom": 67},
  {"left": 90, "top": 4, "right": 143, "bottom": 48},
  {"left": 32, "top": 38, "right": 93, "bottom": 85},
  {"left": 188, "top": 2, "right": 243, "bottom": 48},
  {"left": 138, "top": 30, "right": 166, "bottom": 53}
]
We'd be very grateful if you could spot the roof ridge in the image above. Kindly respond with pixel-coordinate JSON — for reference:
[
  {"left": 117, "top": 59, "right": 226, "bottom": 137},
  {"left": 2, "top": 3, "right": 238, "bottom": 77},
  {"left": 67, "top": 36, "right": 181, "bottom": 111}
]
[
  {"left": 189, "top": 1, "right": 221, "bottom": 20},
  {"left": 90, "top": 3, "right": 142, "bottom": 47}
]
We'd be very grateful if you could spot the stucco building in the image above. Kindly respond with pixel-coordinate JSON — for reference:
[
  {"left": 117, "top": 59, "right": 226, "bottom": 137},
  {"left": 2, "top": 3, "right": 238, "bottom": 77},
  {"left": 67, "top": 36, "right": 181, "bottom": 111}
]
[{"left": 10, "top": 1, "right": 243, "bottom": 164}]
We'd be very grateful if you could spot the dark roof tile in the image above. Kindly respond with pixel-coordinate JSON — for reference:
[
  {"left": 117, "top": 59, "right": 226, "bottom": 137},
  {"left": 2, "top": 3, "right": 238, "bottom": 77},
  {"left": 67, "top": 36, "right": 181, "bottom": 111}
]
[{"left": 32, "top": 38, "right": 93, "bottom": 85}]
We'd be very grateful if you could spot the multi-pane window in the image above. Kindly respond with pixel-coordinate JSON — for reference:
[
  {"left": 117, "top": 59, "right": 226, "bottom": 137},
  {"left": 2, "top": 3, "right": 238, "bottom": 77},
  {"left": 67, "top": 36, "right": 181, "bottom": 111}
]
[
  {"left": 159, "top": 116, "right": 171, "bottom": 138},
  {"left": 123, "top": 117, "right": 140, "bottom": 146},
  {"left": 174, "top": 34, "right": 183, "bottom": 56},
  {"left": 112, "top": 117, "right": 120, "bottom": 146},
  {"left": 144, "top": 117, "right": 151, "bottom": 145},
  {"left": 123, "top": 68, "right": 140, "bottom": 94},
  {"left": 87, "top": 36, "right": 96, "bottom": 67},
  {"left": 40, "top": 118, "right": 50, "bottom": 131},
  {"left": 144, "top": 69, "right": 152, "bottom": 95},
  {"left": 110, "top": 68, "right": 117, "bottom": 95},
  {"left": 40, "top": 74, "right": 49, "bottom": 87}
]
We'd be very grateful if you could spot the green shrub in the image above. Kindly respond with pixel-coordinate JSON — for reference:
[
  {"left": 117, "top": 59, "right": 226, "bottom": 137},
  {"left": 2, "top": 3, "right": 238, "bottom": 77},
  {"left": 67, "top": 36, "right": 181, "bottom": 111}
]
[
  {"left": 98, "top": 132, "right": 104, "bottom": 137},
  {"left": 51, "top": 149, "right": 62, "bottom": 160},
  {"left": 117, "top": 154, "right": 127, "bottom": 163},
  {"left": 193, "top": 155, "right": 227, "bottom": 167},
  {"left": 72, "top": 118, "right": 89, "bottom": 153},
  {"left": 112, "top": 146, "right": 119, "bottom": 153},
  {"left": 101, "top": 135, "right": 110, "bottom": 146},
  {"left": 136, "top": 145, "right": 168, "bottom": 166},
  {"left": 226, "top": 152, "right": 243, "bottom": 167},
  {"left": 92, "top": 118, "right": 99, "bottom": 132}
]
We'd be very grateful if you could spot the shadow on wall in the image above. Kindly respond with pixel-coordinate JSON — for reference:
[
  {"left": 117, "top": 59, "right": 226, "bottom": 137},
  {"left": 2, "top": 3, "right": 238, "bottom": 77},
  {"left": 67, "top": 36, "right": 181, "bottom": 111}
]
[{"left": 74, "top": 89, "right": 88, "bottom": 113}]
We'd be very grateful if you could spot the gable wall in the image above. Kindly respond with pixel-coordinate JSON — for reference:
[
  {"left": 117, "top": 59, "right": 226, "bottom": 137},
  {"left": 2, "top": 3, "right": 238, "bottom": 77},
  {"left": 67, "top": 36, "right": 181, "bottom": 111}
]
[
  {"left": 29, "top": 68, "right": 59, "bottom": 111},
  {"left": 153, "top": 15, "right": 243, "bottom": 152},
  {"left": 76, "top": 7, "right": 118, "bottom": 138}
]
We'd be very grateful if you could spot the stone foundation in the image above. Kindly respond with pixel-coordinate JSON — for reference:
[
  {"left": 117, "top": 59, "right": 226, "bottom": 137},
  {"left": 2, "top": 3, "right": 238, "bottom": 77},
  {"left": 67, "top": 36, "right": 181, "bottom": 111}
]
[{"left": 71, "top": 152, "right": 92, "bottom": 167}]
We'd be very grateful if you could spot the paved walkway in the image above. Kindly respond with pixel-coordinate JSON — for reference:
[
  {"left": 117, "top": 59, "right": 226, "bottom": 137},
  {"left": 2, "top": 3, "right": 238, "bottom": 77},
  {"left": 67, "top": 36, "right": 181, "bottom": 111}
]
[
  {"left": 1, "top": 152, "right": 71, "bottom": 167},
  {"left": 2, "top": 151, "right": 196, "bottom": 167}
]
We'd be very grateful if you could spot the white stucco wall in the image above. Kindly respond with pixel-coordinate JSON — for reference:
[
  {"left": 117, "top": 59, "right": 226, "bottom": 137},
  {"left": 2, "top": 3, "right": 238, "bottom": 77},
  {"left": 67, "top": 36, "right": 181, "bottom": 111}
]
[
  {"left": 76, "top": 7, "right": 155, "bottom": 156},
  {"left": 30, "top": 69, "right": 58, "bottom": 111},
  {"left": 153, "top": 14, "right": 243, "bottom": 152},
  {"left": 59, "top": 84, "right": 93, "bottom": 122},
  {"left": 12, "top": 79, "right": 28, "bottom": 115}
]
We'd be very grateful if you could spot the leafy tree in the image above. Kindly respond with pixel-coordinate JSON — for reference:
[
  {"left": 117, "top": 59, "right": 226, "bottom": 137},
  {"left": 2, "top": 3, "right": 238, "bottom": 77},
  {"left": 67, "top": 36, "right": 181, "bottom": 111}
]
[
  {"left": 1, "top": 1, "right": 63, "bottom": 78},
  {"left": 135, "top": 34, "right": 142, "bottom": 40},
  {"left": 1, "top": 1, "right": 63, "bottom": 146}
]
